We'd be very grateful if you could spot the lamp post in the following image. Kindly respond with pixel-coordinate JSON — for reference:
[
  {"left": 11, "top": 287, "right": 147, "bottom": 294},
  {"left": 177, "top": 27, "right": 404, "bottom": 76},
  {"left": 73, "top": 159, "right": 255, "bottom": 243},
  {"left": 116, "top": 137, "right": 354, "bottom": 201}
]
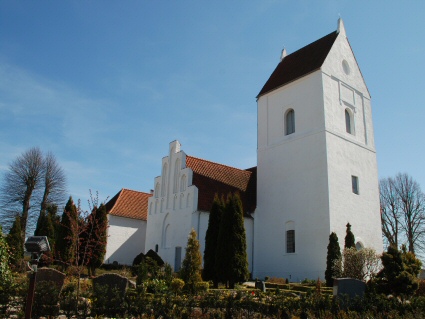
[{"left": 24, "top": 236, "right": 50, "bottom": 319}]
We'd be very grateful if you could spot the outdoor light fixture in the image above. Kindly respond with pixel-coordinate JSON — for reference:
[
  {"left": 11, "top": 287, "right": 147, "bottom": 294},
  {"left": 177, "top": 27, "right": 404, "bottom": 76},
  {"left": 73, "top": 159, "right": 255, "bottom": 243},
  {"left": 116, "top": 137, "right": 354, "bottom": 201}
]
[
  {"left": 24, "top": 236, "right": 51, "bottom": 319},
  {"left": 24, "top": 236, "right": 51, "bottom": 255}
]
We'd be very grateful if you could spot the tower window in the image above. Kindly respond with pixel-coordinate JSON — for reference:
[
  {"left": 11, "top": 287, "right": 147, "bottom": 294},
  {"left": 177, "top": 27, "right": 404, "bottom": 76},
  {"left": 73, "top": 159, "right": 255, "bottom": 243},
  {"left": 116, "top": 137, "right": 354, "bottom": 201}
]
[
  {"left": 286, "top": 230, "right": 295, "bottom": 253},
  {"left": 352, "top": 175, "right": 359, "bottom": 194},
  {"left": 345, "top": 109, "right": 353, "bottom": 134},
  {"left": 285, "top": 109, "right": 295, "bottom": 135}
]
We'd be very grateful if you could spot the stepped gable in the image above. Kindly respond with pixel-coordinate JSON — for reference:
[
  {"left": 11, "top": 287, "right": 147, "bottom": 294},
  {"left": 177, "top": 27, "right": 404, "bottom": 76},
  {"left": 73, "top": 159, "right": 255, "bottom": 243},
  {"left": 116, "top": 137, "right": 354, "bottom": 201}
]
[
  {"left": 186, "top": 155, "right": 257, "bottom": 213},
  {"left": 105, "top": 188, "right": 151, "bottom": 221},
  {"left": 257, "top": 31, "right": 338, "bottom": 97}
]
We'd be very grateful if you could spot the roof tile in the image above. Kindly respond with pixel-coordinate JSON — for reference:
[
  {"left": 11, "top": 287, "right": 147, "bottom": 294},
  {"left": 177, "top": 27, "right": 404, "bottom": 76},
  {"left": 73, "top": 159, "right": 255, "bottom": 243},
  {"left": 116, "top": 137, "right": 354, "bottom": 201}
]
[
  {"left": 105, "top": 188, "right": 151, "bottom": 221},
  {"left": 186, "top": 156, "right": 256, "bottom": 212},
  {"left": 257, "top": 31, "right": 338, "bottom": 97}
]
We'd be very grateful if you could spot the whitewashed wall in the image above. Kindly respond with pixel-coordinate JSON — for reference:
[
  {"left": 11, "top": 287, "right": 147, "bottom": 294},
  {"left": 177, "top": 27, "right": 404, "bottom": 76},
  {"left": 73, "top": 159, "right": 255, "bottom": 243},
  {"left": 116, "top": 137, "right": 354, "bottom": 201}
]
[
  {"left": 255, "top": 70, "right": 331, "bottom": 281},
  {"left": 105, "top": 215, "right": 147, "bottom": 265},
  {"left": 254, "top": 23, "right": 382, "bottom": 281},
  {"left": 322, "top": 25, "right": 382, "bottom": 253},
  {"left": 145, "top": 140, "right": 254, "bottom": 273}
]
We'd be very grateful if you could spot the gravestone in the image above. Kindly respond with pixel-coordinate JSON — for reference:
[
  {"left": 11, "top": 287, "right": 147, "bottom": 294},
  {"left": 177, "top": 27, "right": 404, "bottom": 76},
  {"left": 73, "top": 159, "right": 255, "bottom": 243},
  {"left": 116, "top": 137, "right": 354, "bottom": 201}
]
[
  {"left": 333, "top": 278, "right": 366, "bottom": 298},
  {"left": 255, "top": 280, "right": 266, "bottom": 292},
  {"left": 92, "top": 273, "right": 129, "bottom": 298},
  {"left": 33, "top": 268, "right": 66, "bottom": 317},
  {"left": 36, "top": 267, "right": 66, "bottom": 291},
  {"left": 92, "top": 273, "right": 129, "bottom": 316}
]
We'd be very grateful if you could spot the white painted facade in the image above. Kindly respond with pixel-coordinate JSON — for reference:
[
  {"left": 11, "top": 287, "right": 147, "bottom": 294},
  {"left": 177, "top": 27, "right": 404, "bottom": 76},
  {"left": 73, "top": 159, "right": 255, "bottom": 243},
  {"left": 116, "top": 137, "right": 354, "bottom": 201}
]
[
  {"left": 107, "top": 20, "right": 382, "bottom": 280},
  {"left": 253, "top": 20, "right": 382, "bottom": 281},
  {"left": 105, "top": 215, "right": 147, "bottom": 265},
  {"left": 144, "top": 141, "right": 254, "bottom": 272}
]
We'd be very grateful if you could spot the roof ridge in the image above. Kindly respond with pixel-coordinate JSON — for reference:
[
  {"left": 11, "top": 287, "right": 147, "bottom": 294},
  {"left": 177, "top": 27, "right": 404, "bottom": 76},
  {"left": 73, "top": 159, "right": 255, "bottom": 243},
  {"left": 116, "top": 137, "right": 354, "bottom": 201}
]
[
  {"left": 186, "top": 155, "right": 251, "bottom": 175},
  {"left": 257, "top": 30, "right": 338, "bottom": 98},
  {"left": 121, "top": 188, "right": 151, "bottom": 195},
  {"left": 285, "top": 30, "right": 336, "bottom": 61}
]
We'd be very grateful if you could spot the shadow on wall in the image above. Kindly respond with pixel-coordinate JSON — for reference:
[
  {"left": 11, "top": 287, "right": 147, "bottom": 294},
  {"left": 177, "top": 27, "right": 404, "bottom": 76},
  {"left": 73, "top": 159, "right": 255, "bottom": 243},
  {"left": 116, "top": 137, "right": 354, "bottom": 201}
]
[{"left": 106, "top": 226, "right": 146, "bottom": 265}]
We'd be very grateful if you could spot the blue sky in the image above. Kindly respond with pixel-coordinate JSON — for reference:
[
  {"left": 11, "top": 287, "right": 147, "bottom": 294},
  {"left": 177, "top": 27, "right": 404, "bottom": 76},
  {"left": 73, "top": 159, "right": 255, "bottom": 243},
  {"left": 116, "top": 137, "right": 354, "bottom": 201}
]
[{"left": 1, "top": 1, "right": 424, "bottom": 214}]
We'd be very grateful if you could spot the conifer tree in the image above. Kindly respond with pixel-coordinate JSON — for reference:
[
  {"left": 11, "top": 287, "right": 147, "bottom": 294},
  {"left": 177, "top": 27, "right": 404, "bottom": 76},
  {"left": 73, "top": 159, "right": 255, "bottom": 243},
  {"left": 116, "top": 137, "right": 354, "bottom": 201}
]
[
  {"left": 0, "top": 225, "right": 13, "bottom": 309},
  {"left": 180, "top": 228, "right": 203, "bottom": 293},
  {"left": 6, "top": 215, "right": 24, "bottom": 268},
  {"left": 84, "top": 204, "right": 108, "bottom": 276},
  {"left": 35, "top": 205, "right": 57, "bottom": 244},
  {"left": 56, "top": 196, "right": 78, "bottom": 267},
  {"left": 203, "top": 194, "right": 224, "bottom": 288},
  {"left": 344, "top": 223, "right": 355, "bottom": 249},
  {"left": 216, "top": 192, "right": 249, "bottom": 288},
  {"left": 325, "top": 232, "right": 341, "bottom": 287},
  {"left": 375, "top": 244, "right": 422, "bottom": 296}
]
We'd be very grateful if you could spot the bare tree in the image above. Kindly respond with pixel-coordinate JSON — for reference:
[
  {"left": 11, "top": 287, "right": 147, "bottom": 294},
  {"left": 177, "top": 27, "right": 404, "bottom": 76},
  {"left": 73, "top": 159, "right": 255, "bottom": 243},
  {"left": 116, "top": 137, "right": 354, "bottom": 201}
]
[
  {"left": 40, "top": 152, "right": 66, "bottom": 213},
  {"left": 0, "top": 147, "right": 67, "bottom": 242},
  {"left": 380, "top": 173, "right": 425, "bottom": 256},
  {"left": 0, "top": 147, "right": 44, "bottom": 241},
  {"left": 394, "top": 173, "right": 425, "bottom": 254},
  {"left": 380, "top": 177, "right": 402, "bottom": 248}
]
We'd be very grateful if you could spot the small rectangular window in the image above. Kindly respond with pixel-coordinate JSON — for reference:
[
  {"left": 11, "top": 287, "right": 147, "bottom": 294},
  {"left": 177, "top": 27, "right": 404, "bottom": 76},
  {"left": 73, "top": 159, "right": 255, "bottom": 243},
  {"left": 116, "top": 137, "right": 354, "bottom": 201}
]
[
  {"left": 352, "top": 175, "right": 359, "bottom": 194},
  {"left": 286, "top": 230, "right": 295, "bottom": 253}
]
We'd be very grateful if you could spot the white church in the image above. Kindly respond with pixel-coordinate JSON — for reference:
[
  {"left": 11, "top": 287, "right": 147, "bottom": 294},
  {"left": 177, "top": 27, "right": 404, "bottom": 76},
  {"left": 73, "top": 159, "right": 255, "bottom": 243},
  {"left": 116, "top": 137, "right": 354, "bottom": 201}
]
[{"left": 104, "top": 19, "right": 383, "bottom": 282}]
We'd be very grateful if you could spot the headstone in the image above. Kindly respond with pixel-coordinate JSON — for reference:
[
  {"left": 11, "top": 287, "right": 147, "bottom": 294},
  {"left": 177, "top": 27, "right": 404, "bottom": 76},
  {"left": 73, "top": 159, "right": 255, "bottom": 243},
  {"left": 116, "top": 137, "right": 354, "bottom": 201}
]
[
  {"left": 255, "top": 280, "right": 266, "bottom": 292},
  {"left": 36, "top": 267, "right": 66, "bottom": 294},
  {"left": 33, "top": 268, "right": 66, "bottom": 317},
  {"left": 93, "top": 273, "right": 129, "bottom": 299},
  {"left": 333, "top": 278, "right": 366, "bottom": 298}
]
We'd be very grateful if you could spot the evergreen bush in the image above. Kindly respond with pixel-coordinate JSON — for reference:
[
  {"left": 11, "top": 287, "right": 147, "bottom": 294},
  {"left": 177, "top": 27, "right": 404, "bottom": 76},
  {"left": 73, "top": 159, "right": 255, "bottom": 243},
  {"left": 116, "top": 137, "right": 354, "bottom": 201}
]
[
  {"left": 325, "top": 232, "right": 342, "bottom": 286},
  {"left": 344, "top": 223, "right": 356, "bottom": 249},
  {"left": 180, "top": 228, "right": 203, "bottom": 293}
]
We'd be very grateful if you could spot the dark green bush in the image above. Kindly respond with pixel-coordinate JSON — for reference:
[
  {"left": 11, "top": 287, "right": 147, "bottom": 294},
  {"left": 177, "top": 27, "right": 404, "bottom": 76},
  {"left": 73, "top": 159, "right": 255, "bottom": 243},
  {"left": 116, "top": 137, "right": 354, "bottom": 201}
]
[{"left": 32, "top": 280, "right": 60, "bottom": 318}]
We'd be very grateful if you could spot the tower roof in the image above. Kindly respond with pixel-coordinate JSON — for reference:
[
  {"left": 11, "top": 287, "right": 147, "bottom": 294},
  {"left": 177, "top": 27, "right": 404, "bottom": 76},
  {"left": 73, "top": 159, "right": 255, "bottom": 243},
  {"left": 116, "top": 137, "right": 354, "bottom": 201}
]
[{"left": 257, "top": 31, "right": 338, "bottom": 98}]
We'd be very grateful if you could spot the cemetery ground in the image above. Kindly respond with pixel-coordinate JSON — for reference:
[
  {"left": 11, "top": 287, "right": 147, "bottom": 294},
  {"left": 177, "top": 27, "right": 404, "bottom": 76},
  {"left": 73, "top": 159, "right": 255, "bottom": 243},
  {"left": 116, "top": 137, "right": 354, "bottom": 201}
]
[{"left": 2, "top": 265, "right": 425, "bottom": 319}]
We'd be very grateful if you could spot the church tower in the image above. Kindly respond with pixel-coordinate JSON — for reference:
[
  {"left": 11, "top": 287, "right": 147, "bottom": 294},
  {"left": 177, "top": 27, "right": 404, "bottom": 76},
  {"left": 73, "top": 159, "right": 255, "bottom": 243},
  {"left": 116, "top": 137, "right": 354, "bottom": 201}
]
[{"left": 253, "top": 19, "right": 383, "bottom": 281}]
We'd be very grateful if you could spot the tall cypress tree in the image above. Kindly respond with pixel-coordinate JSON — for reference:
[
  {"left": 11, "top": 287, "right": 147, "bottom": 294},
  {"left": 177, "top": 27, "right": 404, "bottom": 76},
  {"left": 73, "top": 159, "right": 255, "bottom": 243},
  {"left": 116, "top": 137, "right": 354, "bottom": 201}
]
[
  {"left": 180, "top": 228, "right": 203, "bottom": 293},
  {"left": 6, "top": 215, "right": 24, "bottom": 268},
  {"left": 203, "top": 194, "right": 224, "bottom": 288},
  {"left": 216, "top": 192, "right": 249, "bottom": 288},
  {"left": 56, "top": 196, "right": 78, "bottom": 267},
  {"left": 344, "top": 223, "right": 355, "bottom": 249},
  {"left": 34, "top": 204, "right": 57, "bottom": 247},
  {"left": 85, "top": 204, "right": 108, "bottom": 276},
  {"left": 34, "top": 209, "right": 56, "bottom": 265},
  {"left": 325, "top": 232, "right": 341, "bottom": 287}
]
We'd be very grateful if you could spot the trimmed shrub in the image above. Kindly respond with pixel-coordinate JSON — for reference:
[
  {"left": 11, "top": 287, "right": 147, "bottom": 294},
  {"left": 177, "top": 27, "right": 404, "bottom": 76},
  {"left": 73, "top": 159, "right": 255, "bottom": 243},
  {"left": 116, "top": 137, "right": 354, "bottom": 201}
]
[
  {"left": 171, "top": 278, "right": 185, "bottom": 294},
  {"left": 196, "top": 281, "right": 210, "bottom": 293}
]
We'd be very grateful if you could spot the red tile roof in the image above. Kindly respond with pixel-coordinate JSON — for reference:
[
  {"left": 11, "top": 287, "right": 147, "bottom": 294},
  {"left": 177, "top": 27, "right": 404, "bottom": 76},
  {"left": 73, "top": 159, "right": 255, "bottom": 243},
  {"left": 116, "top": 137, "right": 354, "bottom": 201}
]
[
  {"left": 257, "top": 31, "right": 338, "bottom": 98},
  {"left": 105, "top": 188, "right": 151, "bottom": 221},
  {"left": 186, "top": 156, "right": 257, "bottom": 213}
]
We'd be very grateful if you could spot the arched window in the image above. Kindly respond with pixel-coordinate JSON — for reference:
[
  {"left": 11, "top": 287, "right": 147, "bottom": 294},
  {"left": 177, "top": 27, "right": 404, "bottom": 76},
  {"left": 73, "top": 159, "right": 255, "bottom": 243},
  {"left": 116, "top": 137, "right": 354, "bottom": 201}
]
[
  {"left": 285, "top": 221, "right": 295, "bottom": 253},
  {"left": 285, "top": 109, "right": 295, "bottom": 135},
  {"left": 345, "top": 109, "right": 353, "bottom": 134},
  {"left": 180, "top": 175, "right": 187, "bottom": 192},
  {"left": 355, "top": 241, "right": 364, "bottom": 251},
  {"left": 162, "top": 214, "right": 170, "bottom": 248}
]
